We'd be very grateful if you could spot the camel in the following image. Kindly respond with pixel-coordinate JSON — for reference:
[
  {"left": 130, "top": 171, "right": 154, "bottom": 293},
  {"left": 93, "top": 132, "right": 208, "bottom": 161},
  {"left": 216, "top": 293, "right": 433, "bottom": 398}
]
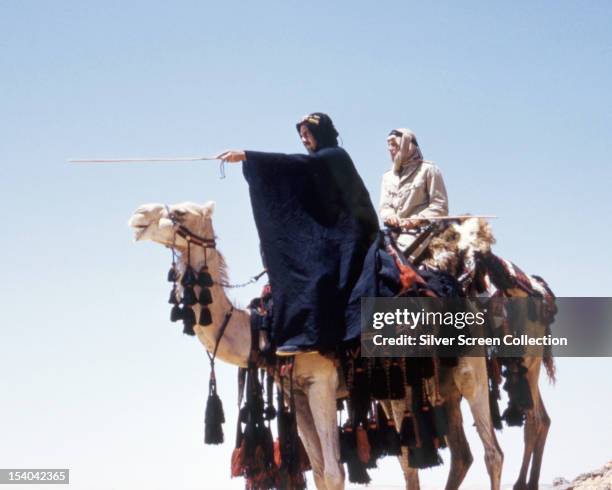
[
  {"left": 128, "top": 202, "right": 548, "bottom": 490},
  {"left": 422, "top": 217, "right": 555, "bottom": 490},
  {"left": 129, "top": 201, "right": 345, "bottom": 490}
]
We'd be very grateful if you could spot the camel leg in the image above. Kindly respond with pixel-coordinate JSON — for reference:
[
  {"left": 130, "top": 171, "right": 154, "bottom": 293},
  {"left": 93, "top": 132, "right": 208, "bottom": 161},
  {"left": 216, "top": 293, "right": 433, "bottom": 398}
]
[
  {"left": 514, "top": 407, "right": 537, "bottom": 490},
  {"left": 293, "top": 387, "right": 328, "bottom": 490},
  {"left": 527, "top": 392, "right": 550, "bottom": 490},
  {"left": 514, "top": 357, "right": 548, "bottom": 490},
  {"left": 380, "top": 398, "right": 420, "bottom": 490},
  {"left": 442, "top": 393, "right": 473, "bottom": 490},
  {"left": 469, "top": 388, "right": 503, "bottom": 490},
  {"left": 295, "top": 354, "right": 345, "bottom": 490},
  {"left": 455, "top": 358, "right": 503, "bottom": 490}
]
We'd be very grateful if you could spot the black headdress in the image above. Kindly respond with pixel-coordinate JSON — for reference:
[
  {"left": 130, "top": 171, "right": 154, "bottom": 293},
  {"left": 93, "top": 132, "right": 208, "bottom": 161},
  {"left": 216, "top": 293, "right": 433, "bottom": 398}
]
[{"left": 296, "top": 112, "right": 339, "bottom": 150}]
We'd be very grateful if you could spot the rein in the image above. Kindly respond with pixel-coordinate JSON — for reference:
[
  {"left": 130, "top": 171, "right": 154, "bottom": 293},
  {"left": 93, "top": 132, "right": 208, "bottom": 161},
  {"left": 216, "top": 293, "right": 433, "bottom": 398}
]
[
  {"left": 217, "top": 269, "right": 267, "bottom": 289},
  {"left": 205, "top": 306, "right": 235, "bottom": 393},
  {"left": 165, "top": 204, "right": 266, "bottom": 289}
]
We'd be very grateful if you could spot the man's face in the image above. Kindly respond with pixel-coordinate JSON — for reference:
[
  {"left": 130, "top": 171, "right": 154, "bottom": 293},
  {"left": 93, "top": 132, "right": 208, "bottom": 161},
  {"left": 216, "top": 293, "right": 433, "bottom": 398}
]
[
  {"left": 299, "top": 124, "right": 317, "bottom": 153},
  {"left": 387, "top": 136, "right": 400, "bottom": 161}
]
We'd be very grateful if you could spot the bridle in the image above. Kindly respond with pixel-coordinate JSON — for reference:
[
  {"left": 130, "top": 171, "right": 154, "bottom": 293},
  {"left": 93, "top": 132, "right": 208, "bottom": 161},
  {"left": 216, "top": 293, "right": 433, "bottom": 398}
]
[
  {"left": 162, "top": 205, "right": 265, "bottom": 353},
  {"left": 165, "top": 204, "right": 217, "bottom": 250},
  {"left": 164, "top": 205, "right": 265, "bottom": 288}
]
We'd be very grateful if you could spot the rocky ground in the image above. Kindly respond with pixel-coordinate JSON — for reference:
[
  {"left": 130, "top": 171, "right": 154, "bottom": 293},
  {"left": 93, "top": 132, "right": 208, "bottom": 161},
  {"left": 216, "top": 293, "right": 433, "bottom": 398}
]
[
  {"left": 345, "top": 461, "right": 612, "bottom": 489},
  {"left": 553, "top": 461, "right": 612, "bottom": 490}
]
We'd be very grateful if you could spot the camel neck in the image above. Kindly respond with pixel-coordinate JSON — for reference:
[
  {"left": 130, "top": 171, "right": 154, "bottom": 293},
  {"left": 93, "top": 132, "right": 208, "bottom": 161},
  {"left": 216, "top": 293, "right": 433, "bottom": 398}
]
[{"left": 175, "top": 241, "right": 250, "bottom": 367}]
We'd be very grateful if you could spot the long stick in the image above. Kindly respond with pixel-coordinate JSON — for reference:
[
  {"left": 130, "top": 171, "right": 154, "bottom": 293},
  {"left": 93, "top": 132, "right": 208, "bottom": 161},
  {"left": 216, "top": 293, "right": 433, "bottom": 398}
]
[
  {"left": 401, "top": 215, "right": 497, "bottom": 222},
  {"left": 68, "top": 156, "right": 220, "bottom": 163}
]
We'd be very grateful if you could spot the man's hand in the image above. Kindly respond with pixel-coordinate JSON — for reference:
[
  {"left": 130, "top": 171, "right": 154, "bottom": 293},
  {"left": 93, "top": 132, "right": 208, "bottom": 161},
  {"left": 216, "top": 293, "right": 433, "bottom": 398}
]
[
  {"left": 400, "top": 218, "right": 424, "bottom": 229},
  {"left": 217, "top": 150, "right": 246, "bottom": 163},
  {"left": 384, "top": 215, "right": 400, "bottom": 228}
]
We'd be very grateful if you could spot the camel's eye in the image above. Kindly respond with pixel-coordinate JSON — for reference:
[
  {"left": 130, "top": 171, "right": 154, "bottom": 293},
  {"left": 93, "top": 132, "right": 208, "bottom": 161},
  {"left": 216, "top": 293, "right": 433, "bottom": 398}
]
[{"left": 169, "top": 210, "right": 186, "bottom": 222}]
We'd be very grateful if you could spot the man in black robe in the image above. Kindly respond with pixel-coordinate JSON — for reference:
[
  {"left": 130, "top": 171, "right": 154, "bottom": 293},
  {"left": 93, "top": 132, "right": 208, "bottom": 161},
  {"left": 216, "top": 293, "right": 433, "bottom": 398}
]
[{"left": 219, "top": 113, "right": 379, "bottom": 355}]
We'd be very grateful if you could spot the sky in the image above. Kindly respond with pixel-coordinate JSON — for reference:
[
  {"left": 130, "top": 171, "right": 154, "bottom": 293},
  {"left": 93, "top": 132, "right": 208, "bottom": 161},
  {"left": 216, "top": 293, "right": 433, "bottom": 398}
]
[{"left": 1, "top": 1, "right": 611, "bottom": 489}]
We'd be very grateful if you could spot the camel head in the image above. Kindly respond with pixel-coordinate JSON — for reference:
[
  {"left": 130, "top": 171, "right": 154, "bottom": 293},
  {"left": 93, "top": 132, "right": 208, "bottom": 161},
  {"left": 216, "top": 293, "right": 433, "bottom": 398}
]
[
  {"left": 424, "top": 217, "right": 496, "bottom": 282},
  {"left": 454, "top": 217, "right": 495, "bottom": 254},
  {"left": 128, "top": 201, "right": 216, "bottom": 249}
]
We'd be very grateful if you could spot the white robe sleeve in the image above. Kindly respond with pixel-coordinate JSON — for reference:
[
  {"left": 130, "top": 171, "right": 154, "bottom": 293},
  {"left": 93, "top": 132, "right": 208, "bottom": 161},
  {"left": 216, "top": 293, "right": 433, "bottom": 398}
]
[{"left": 416, "top": 166, "right": 449, "bottom": 218}]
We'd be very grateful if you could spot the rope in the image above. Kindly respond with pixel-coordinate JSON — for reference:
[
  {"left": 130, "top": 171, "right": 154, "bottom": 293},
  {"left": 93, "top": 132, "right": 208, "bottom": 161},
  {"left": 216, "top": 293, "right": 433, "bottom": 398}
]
[{"left": 205, "top": 306, "right": 235, "bottom": 368}]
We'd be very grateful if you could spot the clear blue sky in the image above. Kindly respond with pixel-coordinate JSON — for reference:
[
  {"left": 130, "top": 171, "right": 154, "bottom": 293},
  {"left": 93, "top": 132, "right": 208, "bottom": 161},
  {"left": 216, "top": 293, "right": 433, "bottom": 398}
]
[{"left": 1, "top": 1, "right": 611, "bottom": 489}]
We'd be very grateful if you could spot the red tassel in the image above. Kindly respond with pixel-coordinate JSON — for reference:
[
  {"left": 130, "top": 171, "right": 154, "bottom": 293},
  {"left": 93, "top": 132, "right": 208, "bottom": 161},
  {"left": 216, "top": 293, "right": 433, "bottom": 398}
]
[
  {"left": 356, "top": 425, "right": 371, "bottom": 464},
  {"left": 273, "top": 439, "right": 282, "bottom": 468},
  {"left": 231, "top": 442, "right": 244, "bottom": 478}
]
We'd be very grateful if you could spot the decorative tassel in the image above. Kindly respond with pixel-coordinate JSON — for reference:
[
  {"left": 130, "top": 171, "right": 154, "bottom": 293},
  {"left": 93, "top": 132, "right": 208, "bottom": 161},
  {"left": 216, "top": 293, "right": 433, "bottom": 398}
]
[
  {"left": 181, "top": 265, "right": 197, "bottom": 287},
  {"left": 231, "top": 440, "right": 245, "bottom": 478},
  {"left": 264, "top": 405, "right": 277, "bottom": 421},
  {"left": 182, "top": 307, "right": 196, "bottom": 335},
  {"left": 501, "top": 359, "right": 533, "bottom": 427},
  {"left": 198, "top": 267, "right": 214, "bottom": 287},
  {"left": 343, "top": 424, "right": 370, "bottom": 484},
  {"left": 490, "top": 389, "right": 503, "bottom": 430},
  {"left": 502, "top": 404, "right": 525, "bottom": 427},
  {"left": 168, "top": 287, "right": 179, "bottom": 304},
  {"left": 408, "top": 405, "right": 444, "bottom": 469},
  {"left": 198, "top": 287, "right": 213, "bottom": 305},
  {"left": 204, "top": 389, "right": 225, "bottom": 444},
  {"left": 274, "top": 435, "right": 304, "bottom": 489},
  {"left": 231, "top": 417, "right": 245, "bottom": 478},
  {"left": 512, "top": 373, "right": 533, "bottom": 411},
  {"left": 350, "top": 363, "right": 371, "bottom": 426},
  {"left": 376, "top": 402, "right": 401, "bottom": 456},
  {"left": 167, "top": 267, "right": 177, "bottom": 282},
  {"left": 366, "top": 419, "right": 381, "bottom": 468},
  {"left": 385, "top": 419, "right": 402, "bottom": 456},
  {"left": 339, "top": 423, "right": 353, "bottom": 464},
  {"left": 400, "top": 411, "right": 417, "bottom": 447},
  {"left": 433, "top": 404, "right": 449, "bottom": 439},
  {"left": 182, "top": 286, "right": 197, "bottom": 306},
  {"left": 487, "top": 356, "right": 503, "bottom": 430},
  {"left": 421, "top": 405, "right": 441, "bottom": 445},
  {"left": 273, "top": 438, "right": 282, "bottom": 468},
  {"left": 240, "top": 366, "right": 279, "bottom": 489},
  {"left": 409, "top": 445, "right": 443, "bottom": 470},
  {"left": 389, "top": 360, "right": 406, "bottom": 399},
  {"left": 199, "top": 306, "right": 212, "bottom": 326},
  {"left": 276, "top": 370, "right": 305, "bottom": 489},
  {"left": 355, "top": 424, "right": 371, "bottom": 464},
  {"left": 170, "top": 304, "right": 183, "bottom": 322},
  {"left": 404, "top": 358, "right": 419, "bottom": 386},
  {"left": 346, "top": 452, "right": 371, "bottom": 484},
  {"left": 261, "top": 424, "right": 275, "bottom": 471},
  {"left": 370, "top": 359, "right": 389, "bottom": 399}
]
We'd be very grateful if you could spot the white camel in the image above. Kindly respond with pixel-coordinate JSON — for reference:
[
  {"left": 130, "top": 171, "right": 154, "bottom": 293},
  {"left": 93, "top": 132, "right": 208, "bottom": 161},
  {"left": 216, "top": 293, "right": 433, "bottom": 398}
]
[{"left": 129, "top": 201, "right": 345, "bottom": 490}]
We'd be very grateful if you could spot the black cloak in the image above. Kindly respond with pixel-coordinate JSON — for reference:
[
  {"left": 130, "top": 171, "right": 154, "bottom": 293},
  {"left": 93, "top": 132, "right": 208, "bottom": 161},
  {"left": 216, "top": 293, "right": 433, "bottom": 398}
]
[{"left": 242, "top": 147, "right": 379, "bottom": 351}]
